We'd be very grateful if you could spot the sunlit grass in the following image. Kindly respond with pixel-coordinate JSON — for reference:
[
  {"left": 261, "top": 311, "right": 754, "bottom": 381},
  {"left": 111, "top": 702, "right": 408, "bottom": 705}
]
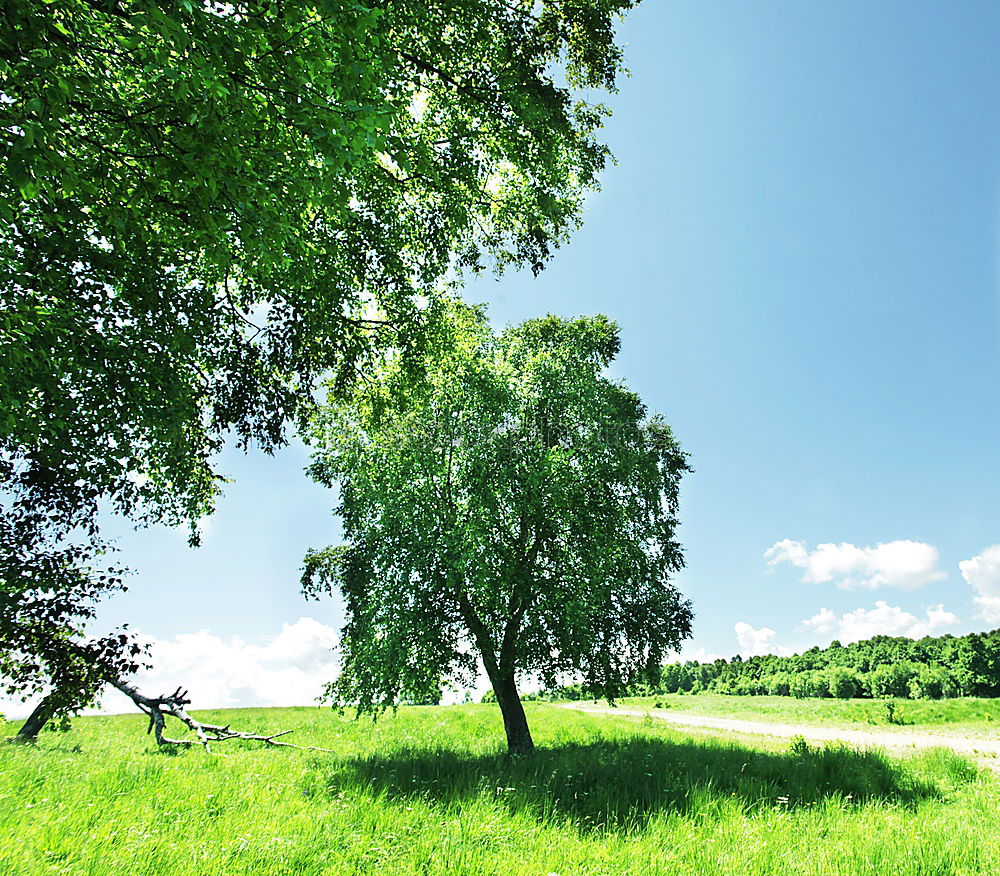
[
  {"left": 617, "top": 693, "right": 1000, "bottom": 731},
  {"left": 2, "top": 703, "right": 998, "bottom": 874}
]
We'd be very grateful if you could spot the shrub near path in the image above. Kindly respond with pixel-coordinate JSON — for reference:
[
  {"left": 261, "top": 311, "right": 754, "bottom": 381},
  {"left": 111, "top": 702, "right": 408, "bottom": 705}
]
[{"left": 2, "top": 703, "right": 998, "bottom": 875}]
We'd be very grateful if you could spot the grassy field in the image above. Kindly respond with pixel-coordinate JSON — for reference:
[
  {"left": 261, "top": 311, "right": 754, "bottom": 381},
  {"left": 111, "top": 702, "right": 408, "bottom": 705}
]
[
  {"left": 617, "top": 693, "right": 1000, "bottom": 732},
  {"left": 3, "top": 702, "right": 1000, "bottom": 875}
]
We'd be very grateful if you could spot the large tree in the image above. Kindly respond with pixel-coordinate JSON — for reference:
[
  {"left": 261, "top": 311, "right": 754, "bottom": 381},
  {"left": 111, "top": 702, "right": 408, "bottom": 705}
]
[
  {"left": 1, "top": 0, "right": 638, "bottom": 720},
  {"left": 303, "top": 303, "right": 693, "bottom": 754}
]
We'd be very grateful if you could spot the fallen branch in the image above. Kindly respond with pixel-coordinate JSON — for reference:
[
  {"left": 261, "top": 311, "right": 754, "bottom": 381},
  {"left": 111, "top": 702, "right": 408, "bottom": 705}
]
[{"left": 109, "top": 678, "right": 332, "bottom": 753}]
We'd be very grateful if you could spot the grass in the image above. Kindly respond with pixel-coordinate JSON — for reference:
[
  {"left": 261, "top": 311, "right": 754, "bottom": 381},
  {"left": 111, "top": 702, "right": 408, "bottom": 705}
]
[
  {"left": 616, "top": 693, "right": 1000, "bottom": 732},
  {"left": 2, "top": 703, "right": 999, "bottom": 874}
]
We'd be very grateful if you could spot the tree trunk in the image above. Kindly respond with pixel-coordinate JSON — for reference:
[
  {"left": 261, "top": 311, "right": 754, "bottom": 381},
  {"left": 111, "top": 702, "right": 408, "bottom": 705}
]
[
  {"left": 14, "top": 696, "right": 54, "bottom": 742},
  {"left": 492, "top": 670, "right": 534, "bottom": 755}
]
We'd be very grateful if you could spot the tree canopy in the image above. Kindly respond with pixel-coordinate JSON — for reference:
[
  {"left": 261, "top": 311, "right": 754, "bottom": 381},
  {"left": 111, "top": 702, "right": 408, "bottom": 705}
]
[
  {"left": 303, "top": 303, "right": 693, "bottom": 753},
  {"left": 623, "top": 628, "right": 1000, "bottom": 701},
  {"left": 1, "top": 0, "right": 637, "bottom": 714}
]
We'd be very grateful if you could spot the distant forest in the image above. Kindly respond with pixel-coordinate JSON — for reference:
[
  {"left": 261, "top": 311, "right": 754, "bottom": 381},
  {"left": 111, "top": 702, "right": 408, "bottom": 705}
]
[{"left": 550, "top": 629, "right": 1000, "bottom": 701}]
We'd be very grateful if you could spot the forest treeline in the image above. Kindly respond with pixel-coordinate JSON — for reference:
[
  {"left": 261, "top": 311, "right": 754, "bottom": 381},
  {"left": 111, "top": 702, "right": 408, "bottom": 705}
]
[{"left": 543, "top": 629, "right": 1000, "bottom": 701}]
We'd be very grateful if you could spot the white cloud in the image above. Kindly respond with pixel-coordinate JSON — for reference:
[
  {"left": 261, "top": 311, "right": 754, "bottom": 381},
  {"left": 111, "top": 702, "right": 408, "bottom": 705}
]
[
  {"left": 97, "top": 616, "right": 339, "bottom": 715},
  {"left": 666, "top": 646, "right": 725, "bottom": 665},
  {"left": 734, "top": 622, "right": 791, "bottom": 658},
  {"left": 959, "top": 545, "right": 1000, "bottom": 623},
  {"left": 800, "top": 607, "right": 837, "bottom": 635},
  {"left": 0, "top": 617, "right": 341, "bottom": 720},
  {"left": 801, "top": 601, "right": 958, "bottom": 644},
  {"left": 765, "top": 538, "right": 946, "bottom": 590}
]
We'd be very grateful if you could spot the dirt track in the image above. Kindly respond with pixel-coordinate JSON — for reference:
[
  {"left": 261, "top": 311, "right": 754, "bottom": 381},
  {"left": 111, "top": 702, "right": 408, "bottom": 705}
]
[{"left": 558, "top": 702, "right": 1000, "bottom": 761}]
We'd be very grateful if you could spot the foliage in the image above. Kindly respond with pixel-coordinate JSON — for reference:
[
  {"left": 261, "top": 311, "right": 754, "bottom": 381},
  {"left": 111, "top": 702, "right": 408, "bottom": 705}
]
[
  {"left": 881, "top": 699, "right": 907, "bottom": 726},
  {"left": 1, "top": 0, "right": 637, "bottom": 711},
  {"left": 826, "top": 666, "right": 863, "bottom": 699},
  {"left": 0, "top": 514, "right": 147, "bottom": 715},
  {"left": 868, "top": 662, "right": 920, "bottom": 699},
  {"left": 910, "top": 664, "right": 959, "bottom": 700},
  {"left": 590, "top": 629, "right": 1000, "bottom": 702},
  {"left": 303, "top": 302, "right": 692, "bottom": 751},
  {"left": 2, "top": 0, "right": 633, "bottom": 532},
  {"left": 0, "top": 703, "right": 993, "bottom": 875}
]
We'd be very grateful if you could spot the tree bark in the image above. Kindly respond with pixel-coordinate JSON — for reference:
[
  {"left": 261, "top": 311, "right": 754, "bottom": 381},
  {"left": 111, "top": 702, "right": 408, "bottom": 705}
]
[
  {"left": 457, "top": 590, "right": 534, "bottom": 754},
  {"left": 14, "top": 696, "right": 54, "bottom": 742},
  {"left": 492, "top": 669, "right": 534, "bottom": 755}
]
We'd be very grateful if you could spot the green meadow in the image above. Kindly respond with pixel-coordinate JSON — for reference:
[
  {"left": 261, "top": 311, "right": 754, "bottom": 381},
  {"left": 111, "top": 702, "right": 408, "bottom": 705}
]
[
  {"left": 618, "top": 693, "right": 1000, "bottom": 733},
  {"left": 3, "top": 702, "right": 1000, "bottom": 875}
]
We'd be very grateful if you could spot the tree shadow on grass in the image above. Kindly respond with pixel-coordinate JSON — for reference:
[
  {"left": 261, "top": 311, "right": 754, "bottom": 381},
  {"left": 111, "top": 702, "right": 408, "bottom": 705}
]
[{"left": 319, "top": 735, "right": 943, "bottom": 833}]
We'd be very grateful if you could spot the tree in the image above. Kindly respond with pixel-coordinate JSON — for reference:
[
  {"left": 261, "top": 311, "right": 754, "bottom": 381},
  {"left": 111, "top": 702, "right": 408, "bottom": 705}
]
[
  {"left": 1, "top": 0, "right": 638, "bottom": 722},
  {"left": 866, "top": 662, "right": 918, "bottom": 699},
  {"left": 909, "top": 665, "right": 957, "bottom": 700},
  {"left": 826, "top": 666, "right": 861, "bottom": 699},
  {"left": 302, "top": 302, "right": 693, "bottom": 754},
  {"left": 0, "top": 510, "right": 149, "bottom": 739}
]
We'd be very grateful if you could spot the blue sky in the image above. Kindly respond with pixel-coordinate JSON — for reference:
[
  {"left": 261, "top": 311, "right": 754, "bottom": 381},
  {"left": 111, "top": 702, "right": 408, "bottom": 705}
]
[{"left": 22, "top": 1, "right": 1000, "bottom": 714}]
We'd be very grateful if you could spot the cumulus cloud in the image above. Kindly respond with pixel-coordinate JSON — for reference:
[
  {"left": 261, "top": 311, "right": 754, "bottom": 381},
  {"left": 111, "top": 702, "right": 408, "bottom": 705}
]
[
  {"left": 734, "top": 622, "right": 791, "bottom": 658},
  {"left": 765, "top": 538, "right": 946, "bottom": 590},
  {"left": 800, "top": 607, "right": 837, "bottom": 635},
  {"left": 97, "top": 616, "right": 339, "bottom": 714},
  {"left": 666, "top": 645, "right": 725, "bottom": 665},
  {"left": 959, "top": 545, "right": 1000, "bottom": 623},
  {"left": 801, "top": 601, "right": 958, "bottom": 644}
]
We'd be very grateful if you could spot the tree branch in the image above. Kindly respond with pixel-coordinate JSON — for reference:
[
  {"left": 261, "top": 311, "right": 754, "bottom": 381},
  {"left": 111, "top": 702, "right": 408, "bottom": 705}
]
[
  {"left": 457, "top": 590, "right": 500, "bottom": 682},
  {"left": 108, "top": 677, "right": 331, "bottom": 752}
]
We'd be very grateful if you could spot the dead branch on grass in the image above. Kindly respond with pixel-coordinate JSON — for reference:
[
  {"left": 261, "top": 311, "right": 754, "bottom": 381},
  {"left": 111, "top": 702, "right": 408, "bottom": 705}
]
[{"left": 109, "top": 678, "right": 332, "bottom": 753}]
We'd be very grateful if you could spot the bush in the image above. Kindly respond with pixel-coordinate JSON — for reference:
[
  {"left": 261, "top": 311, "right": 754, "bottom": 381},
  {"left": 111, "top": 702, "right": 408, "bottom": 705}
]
[
  {"left": 868, "top": 662, "right": 919, "bottom": 699},
  {"left": 909, "top": 665, "right": 958, "bottom": 700},
  {"left": 788, "top": 734, "right": 810, "bottom": 756},
  {"left": 883, "top": 700, "right": 908, "bottom": 725},
  {"left": 788, "top": 671, "right": 830, "bottom": 698},
  {"left": 771, "top": 674, "right": 792, "bottom": 696},
  {"left": 789, "top": 674, "right": 812, "bottom": 698},
  {"left": 731, "top": 678, "right": 766, "bottom": 696},
  {"left": 811, "top": 672, "right": 832, "bottom": 698},
  {"left": 827, "top": 667, "right": 863, "bottom": 699}
]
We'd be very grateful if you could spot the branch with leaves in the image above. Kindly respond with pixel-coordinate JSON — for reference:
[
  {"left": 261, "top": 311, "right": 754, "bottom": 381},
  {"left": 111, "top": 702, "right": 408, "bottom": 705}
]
[{"left": 2, "top": 0, "right": 638, "bottom": 719}]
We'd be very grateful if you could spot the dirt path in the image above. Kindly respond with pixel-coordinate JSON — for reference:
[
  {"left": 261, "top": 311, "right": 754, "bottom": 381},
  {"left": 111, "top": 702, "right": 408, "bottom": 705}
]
[{"left": 558, "top": 702, "right": 1000, "bottom": 761}]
